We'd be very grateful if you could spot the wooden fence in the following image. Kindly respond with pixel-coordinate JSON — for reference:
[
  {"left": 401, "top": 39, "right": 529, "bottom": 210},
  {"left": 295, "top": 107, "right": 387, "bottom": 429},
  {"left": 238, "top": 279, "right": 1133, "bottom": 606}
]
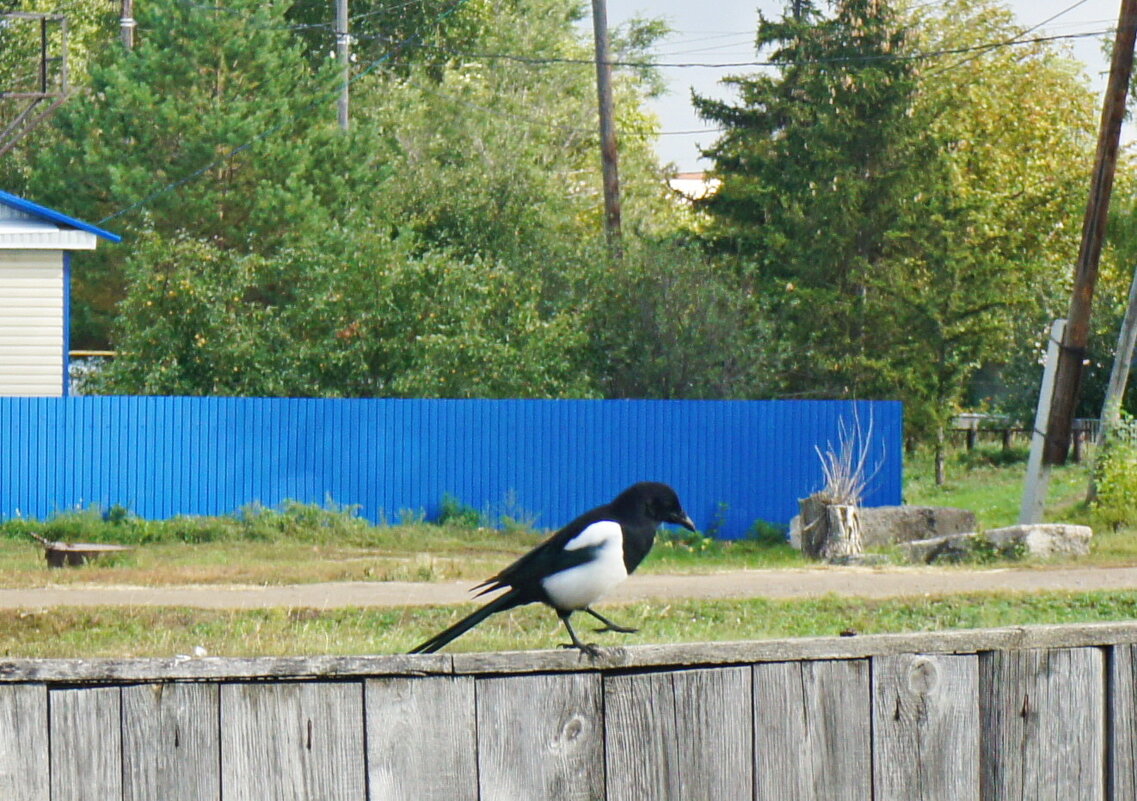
[{"left": 2, "top": 621, "right": 1137, "bottom": 800}]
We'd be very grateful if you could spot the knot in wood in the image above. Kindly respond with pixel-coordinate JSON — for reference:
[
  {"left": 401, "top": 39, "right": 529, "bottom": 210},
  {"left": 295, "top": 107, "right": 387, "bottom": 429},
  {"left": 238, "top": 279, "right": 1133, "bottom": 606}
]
[
  {"left": 906, "top": 657, "right": 938, "bottom": 695},
  {"left": 557, "top": 715, "right": 586, "bottom": 748}
]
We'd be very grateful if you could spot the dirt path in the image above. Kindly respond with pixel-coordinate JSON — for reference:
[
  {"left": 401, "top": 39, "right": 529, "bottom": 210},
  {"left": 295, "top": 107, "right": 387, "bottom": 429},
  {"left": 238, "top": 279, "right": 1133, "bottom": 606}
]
[{"left": 1, "top": 565, "right": 1136, "bottom": 609}]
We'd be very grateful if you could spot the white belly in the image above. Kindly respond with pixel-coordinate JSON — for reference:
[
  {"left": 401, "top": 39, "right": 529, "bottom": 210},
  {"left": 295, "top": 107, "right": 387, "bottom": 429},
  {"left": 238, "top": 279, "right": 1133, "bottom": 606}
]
[{"left": 541, "top": 521, "right": 627, "bottom": 610}]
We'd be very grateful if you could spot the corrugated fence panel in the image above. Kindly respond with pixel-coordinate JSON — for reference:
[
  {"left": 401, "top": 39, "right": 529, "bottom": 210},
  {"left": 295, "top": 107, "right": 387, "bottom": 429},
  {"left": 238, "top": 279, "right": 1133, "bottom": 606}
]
[{"left": 0, "top": 397, "right": 902, "bottom": 538}]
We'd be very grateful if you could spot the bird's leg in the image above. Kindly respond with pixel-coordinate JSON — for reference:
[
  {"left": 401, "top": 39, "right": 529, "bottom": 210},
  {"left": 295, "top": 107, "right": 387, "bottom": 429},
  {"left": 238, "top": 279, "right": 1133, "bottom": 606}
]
[
  {"left": 557, "top": 611, "right": 602, "bottom": 658},
  {"left": 584, "top": 606, "right": 638, "bottom": 634}
]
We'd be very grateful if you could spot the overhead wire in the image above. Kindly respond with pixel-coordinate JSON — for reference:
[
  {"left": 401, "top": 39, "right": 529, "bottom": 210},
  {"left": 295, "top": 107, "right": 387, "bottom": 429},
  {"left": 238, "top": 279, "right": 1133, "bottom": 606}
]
[
  {"left": 91, "top": 0, "right": 1111, "bottom": 224},
  {"left": 97, "top": 0, "right": 473, "bottom": 225}
]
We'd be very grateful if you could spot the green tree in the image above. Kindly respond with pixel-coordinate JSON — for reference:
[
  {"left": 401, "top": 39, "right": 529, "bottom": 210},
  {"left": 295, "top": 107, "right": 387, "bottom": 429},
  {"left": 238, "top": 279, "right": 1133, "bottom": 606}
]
[
  {"left": 693, "top": 0, "right": 921, "bottom": 397},
  {"left": 93, "top": 228, "right": 595, "bottom": 398},
  {"left": 693, "top": 0, "right": 1099, "bottom": 474},
  {"left": 24, "top": 0, "right": 374, "bottom": 347}
]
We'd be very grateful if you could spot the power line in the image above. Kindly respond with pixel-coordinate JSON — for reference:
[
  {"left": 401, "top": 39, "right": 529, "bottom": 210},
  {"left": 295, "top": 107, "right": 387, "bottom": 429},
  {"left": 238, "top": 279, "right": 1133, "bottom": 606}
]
[
  {"left": 392, "top": 28, "right": 1113, "bottom": 71},
  {"left": 98, "top": 0, "right": 473, "bottom": 225},
  {"left": 925, "top": 0, "right": 1096, "bottom": 77}
]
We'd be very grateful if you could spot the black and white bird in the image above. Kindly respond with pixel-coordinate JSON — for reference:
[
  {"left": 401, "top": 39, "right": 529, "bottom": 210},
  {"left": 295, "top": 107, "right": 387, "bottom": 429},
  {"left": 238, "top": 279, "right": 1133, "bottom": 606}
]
[{"left": 409, "top": 482, "right": 696, "bottom": 656}]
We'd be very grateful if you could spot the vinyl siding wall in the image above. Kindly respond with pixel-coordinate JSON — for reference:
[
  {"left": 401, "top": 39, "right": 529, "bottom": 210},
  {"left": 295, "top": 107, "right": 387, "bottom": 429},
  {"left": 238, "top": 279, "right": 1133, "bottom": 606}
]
[{"left": 0, "top": 249, "right": 64, "bottom": 397}]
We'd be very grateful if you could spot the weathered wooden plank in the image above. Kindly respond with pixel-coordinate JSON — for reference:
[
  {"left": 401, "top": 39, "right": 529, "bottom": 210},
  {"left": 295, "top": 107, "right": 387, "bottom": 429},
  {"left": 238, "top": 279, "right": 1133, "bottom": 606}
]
[
  {"left": 0, "top": 684, "right": 48, "bottom": 801},
  {"left": 1110, "top": 644, "right": 1137, "bottom": 801},
  {"left": 980, "top": 647, "right": 1104, "bottom": 801},
  {"left": 122, "top": 683, "right": 220, "bottom": 801},
  {"left": 5, "top": 622, "right": 1137, "bottom": 681},
  {"left": 605, "top": 671, "right": 678, "bottom": 798},
  {"left": 872, "top": 653, "right": 979, "bottom": 800},
  {"left": 220, "top": 681, "right": 365, "bottom": 801},
  {"left": 754, "top": 659, "right": 871, "bottom": 801},
  {"left": 605, "top": 666, "right": 752, "bottom": 801},
  {"left": 0, "top": 653, "right": 453, "bottom": 683},
  {"left": 50, "top": 686, "right": 122, "bottom": 801},
  {"left": 475, "top": 672, "right": 603, "bottom": 801},
  {"left": 365, "top": 676, "right": 476, "bottom": 801}
]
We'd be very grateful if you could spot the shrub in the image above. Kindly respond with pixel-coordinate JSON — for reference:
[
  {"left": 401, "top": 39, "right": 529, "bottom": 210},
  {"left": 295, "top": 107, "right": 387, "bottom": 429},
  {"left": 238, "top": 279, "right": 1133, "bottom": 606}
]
[
  {"left": 1093, "top": 436, "right": 1137, "bottom": 532},
  {"left": 437, "top": 493, "right": 483, "bottom": 528}
]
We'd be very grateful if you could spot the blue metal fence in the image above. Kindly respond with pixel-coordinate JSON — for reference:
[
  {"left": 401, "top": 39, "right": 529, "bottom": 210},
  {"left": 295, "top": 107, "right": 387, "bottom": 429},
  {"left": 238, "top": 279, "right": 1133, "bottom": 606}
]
[{"left": 0, "top": 397, "right": 902, "bottom": 538}]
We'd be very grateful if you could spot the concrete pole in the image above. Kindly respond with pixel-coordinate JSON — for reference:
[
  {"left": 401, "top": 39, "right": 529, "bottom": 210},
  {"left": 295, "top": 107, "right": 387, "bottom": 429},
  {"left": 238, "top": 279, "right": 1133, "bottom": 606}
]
[{"left": 1021, "top": 320, "right": 1067, "bottom": 524}]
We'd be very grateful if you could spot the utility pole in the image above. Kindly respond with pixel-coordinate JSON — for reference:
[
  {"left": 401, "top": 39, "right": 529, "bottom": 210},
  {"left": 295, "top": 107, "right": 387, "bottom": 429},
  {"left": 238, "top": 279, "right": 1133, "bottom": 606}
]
[
  {"left": 1021, "top": 320, "right": 1067, "bottom": 524},
  {"left": 120, "top": 0, "right": 135, "bottom": 49},
  {"left": 590, "top": 0, "right": 622, "bottom": 258},
  {"left": 335, "top": 0, "right": 350, "bottom": 130},
  {"left": 1042, "top": 0, "right": 1137, "bottom": 465}
]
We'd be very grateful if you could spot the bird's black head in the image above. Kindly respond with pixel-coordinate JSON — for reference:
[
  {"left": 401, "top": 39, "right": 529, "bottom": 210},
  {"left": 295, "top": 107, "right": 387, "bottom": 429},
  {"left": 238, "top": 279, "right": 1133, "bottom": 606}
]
[{"left": 614, "top": 482, "right": 696, "bottom": 532}]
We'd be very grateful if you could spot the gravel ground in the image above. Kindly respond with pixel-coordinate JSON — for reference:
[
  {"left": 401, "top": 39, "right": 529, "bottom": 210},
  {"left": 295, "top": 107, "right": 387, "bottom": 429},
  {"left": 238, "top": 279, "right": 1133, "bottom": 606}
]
[{"left": 1, "top": 565, "right": 1134, "bottom": 609}]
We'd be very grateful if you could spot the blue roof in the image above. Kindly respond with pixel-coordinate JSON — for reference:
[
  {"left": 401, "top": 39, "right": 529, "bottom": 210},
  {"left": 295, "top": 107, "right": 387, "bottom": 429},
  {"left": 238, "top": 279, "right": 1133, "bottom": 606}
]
[{"left": 0, "top": 189, "right": 122, "bottom": 243}]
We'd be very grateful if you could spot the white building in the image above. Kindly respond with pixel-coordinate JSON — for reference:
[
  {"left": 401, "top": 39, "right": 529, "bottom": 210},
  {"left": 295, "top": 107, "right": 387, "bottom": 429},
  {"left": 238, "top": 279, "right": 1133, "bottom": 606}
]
[{"left": 0, "top": 190, "right": 120, "bottom": 396}]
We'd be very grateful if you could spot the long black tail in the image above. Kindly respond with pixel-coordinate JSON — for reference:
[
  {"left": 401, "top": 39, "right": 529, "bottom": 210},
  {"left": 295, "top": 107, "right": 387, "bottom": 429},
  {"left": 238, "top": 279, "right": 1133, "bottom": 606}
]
[{"left": 409, "top": 589, "right": 523, "bottom": 654}]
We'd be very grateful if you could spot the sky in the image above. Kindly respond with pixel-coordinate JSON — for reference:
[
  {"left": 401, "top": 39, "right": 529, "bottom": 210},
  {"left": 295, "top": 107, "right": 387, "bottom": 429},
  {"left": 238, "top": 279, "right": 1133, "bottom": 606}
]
[{"left": 600, "top": 0, "right": 1124, "bottom": 172}]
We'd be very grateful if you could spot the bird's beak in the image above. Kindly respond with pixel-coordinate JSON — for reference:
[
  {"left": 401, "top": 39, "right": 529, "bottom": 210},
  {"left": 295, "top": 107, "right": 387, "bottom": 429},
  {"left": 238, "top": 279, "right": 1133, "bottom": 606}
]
[{"left": 671, "top": 513, "right": 697, "bottom": 533}]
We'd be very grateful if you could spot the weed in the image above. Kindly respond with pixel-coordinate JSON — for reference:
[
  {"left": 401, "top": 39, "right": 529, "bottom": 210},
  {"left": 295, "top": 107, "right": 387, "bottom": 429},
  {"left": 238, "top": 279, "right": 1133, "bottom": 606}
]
[
  {"left": 747, "top": 519, "right": 789, "bottom": 548},
  {"left": 438, "top": 494, "right": 483, "bottom": 528}
]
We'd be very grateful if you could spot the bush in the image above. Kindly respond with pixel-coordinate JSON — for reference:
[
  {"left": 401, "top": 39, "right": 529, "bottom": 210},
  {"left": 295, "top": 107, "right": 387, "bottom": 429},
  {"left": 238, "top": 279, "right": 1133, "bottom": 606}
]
[
  {"left": 437, "top": 493, "right": 483, "bottom": 528},
  {"left": 1093, "top": 437, "right": 1137, "bottom": 531}
]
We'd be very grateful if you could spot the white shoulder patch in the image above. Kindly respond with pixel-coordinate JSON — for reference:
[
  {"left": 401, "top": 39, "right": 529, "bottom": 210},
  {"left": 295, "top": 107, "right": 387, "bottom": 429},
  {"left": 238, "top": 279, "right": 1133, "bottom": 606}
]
[
  {"left": 542, "top": 520, "right": 627, "bottom": 611},
  {"left": 563, "top": 520, "right": 622, "bottom": 551}
]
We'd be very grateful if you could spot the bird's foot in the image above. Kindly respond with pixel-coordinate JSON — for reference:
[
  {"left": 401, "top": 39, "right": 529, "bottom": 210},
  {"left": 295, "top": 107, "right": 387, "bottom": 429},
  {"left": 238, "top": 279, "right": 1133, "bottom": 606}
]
[
  {"left": 560, "top": 642, "right": 603, "bottom": 659},
  {"left": 593, "top": 624, "right": 638, "bottom": 634}
]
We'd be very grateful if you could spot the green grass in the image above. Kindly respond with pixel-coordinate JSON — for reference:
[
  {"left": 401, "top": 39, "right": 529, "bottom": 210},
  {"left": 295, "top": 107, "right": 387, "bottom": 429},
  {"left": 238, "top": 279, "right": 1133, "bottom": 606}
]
[
  {"left": 903, "top": 445, "right": 1092, "bottom": 529},
  {"left": 1, "top": 443, "right": 1134, "bottom": 587},
  {"left": 3, "top": 590, "right": 1137, "bottom": 658},
  {"left": 903, "top": 444, "right": 1137, "bottom": 563}
]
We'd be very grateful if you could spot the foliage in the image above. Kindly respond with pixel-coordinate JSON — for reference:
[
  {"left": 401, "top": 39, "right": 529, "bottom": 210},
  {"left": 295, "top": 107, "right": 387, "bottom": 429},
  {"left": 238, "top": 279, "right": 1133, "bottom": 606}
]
[
  {"left": 1092, "top": 433, "right": 1137, "bottom": 532},
  {"left": 747, "top": 519, "right": 790, "bottom": 548},
  {"left": 437, "top": 494, "right": 484, "bottom": 529},
  {"left": 583, "top": 239, "right": 781, "bottom": 399},
  {"left": 692, "top": 0, "right": 1100, "bottom": 452},
  {"left": 695, "top": 0, "right": 922, "bottom": 398},
  {"left": 91, "top": 230, "right": 595, "bottom": 397},
  {"left": 0, "top": 499, "right": 373, "bottom": 546},
  {"left": 906, "top": 0, "right": 1099, "bottom": 427}
]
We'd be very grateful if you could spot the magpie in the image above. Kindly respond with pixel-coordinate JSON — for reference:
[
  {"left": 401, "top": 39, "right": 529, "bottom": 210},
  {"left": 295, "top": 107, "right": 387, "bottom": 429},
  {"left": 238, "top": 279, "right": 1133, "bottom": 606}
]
[{"left": 409, "top": 482, "right": 696, "bottom": 657}]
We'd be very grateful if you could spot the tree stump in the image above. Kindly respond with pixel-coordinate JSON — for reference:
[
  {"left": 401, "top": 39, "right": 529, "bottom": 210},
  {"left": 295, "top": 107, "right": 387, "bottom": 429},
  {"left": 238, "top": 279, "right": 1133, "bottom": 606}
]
[{"left": 799, "top": 493, "right": 864, "bottom": 562}]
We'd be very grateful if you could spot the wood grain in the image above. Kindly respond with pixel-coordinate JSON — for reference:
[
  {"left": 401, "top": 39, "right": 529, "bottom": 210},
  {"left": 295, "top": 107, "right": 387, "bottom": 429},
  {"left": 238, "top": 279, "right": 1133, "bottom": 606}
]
[
  {"left": 1110, "top": 644, "right": 1137, "bottom": 801},
  {"left": 365, "top": 676, "right": 477, "bottom": 801},
  {"left": 754, "top": 659, "right": 871, "bottom": 801},
  {"left": 220, "top": 681, "right": 365, "bottom": 801},
  {"left": 980, "top": 647, "right": 1104, "bottom": 801},
  {"left": 0, "top": 684, "right": 48, "bottom": 801},
  {"left": 50, "top": 686, "right": 122, "bottom": 801},
  {"left": 122, "top": 682, "right": 220, "bottom": 801},
  {"left": 5, "top": 620, "right": 1137, "bottom": 682},
  {"left": 605, "top": 666, "right": 752, "bottom": 801},
  {"left": 872, "top": 653, "right": 979, "bottom": 800},
  {"left": 475, "top": 672, "right": 604, "bottom": 801}
]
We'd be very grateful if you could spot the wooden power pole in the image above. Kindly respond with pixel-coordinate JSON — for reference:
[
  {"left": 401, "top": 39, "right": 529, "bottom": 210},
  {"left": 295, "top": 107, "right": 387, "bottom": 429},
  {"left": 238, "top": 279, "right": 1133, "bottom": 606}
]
[
  {"left": 590, "top": 0, "right": 622, "bottom": 257},
  {"left": 120, "top": 0, "right": 135, "bottom": 49},
  {"left": 1043, "top": 0, "right": 1137, "bottom": 465},
  {"left": 335, "top": 0, "right": 350, "bottom": 130}
]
